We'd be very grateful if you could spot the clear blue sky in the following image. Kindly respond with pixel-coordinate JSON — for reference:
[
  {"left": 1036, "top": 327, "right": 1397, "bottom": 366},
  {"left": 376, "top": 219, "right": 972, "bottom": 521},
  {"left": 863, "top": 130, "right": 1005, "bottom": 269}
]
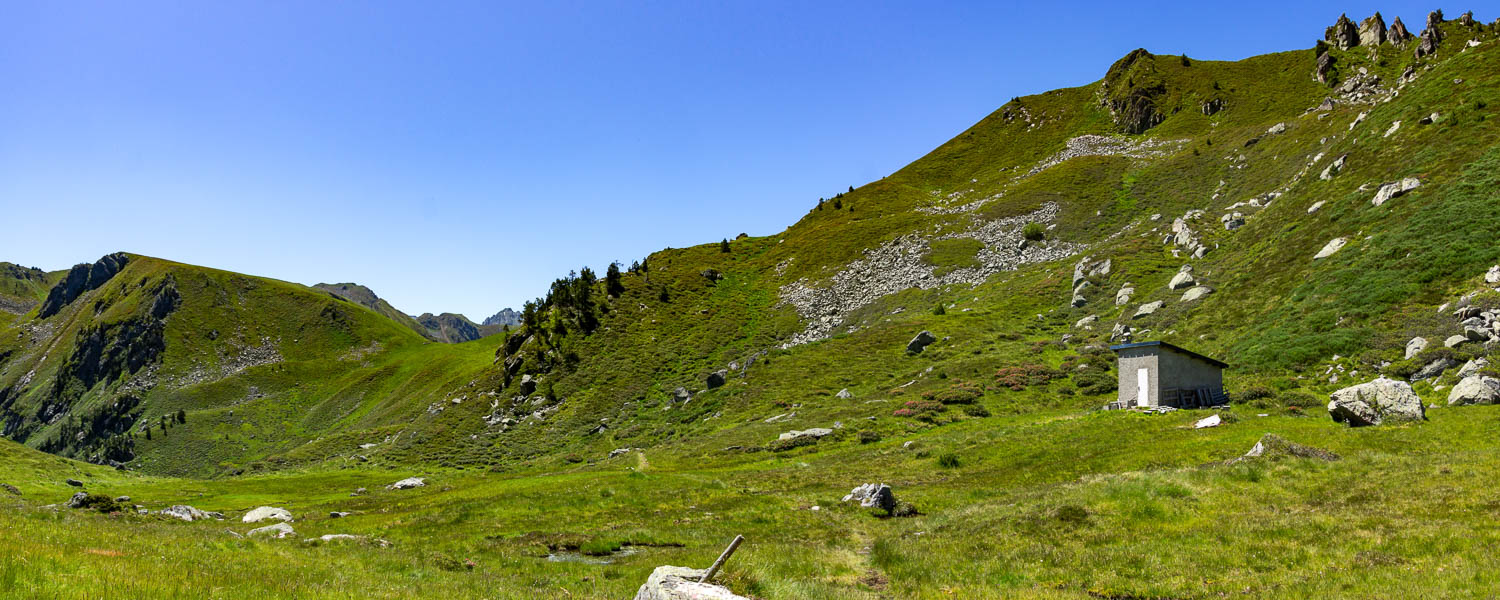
[{"left": 0, "top": 1, "right": 1447, "bottom": 320}]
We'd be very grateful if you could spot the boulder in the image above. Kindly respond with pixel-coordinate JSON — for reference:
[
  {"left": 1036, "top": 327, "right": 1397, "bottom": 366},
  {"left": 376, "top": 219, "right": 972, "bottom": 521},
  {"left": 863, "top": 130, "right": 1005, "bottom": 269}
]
[
  {"left": 1070, "top": 293, "right": 1087, "bottom": 308},
  {"left": 706, "top": 370, "right": 728, "bottom": 390},
  {"left": 1115, "top": 285, "right": 1135, "bottom": 306},
  {"left": 160, "top": 505, "right": 214, "bottom": 522},
  {"left": 1414, "top": 357, "right": 1458, "bottom": 380},
  {"left": 672, "top": 387, "right": 691, "bottom": 403},
  {"left": 1371, "top": 177, "right": 1421, "bottom": 206},
  {"left": 1313, "top": 238, "right": 1347, "bottom": 260},
  {"left": 386, "top": 477, "right": 426, "bottom": 490},
  {"left": 1389, "top": 16, "right": 1412, "bottom": 43},
  {"left": 0, "top": 483, "right": 19, "bottom": 496},
  {"left": 633, "top": 566, "right": 747, "bottom": 600},
  {"left": 247, "top": 523, "right": 296, "bottom": 539},
  {"left": 65, "top": 479, "right": 83, "bottom": 488},
  {"left": 1193, "top": 414, "right": 1222, "bottom": 429},
  {"left": 1327, "top": 378, "right": 1425, "bottom": 426},
  {"left": 1458, "top": 358, "right": 1490, "bottom": 379},
  {"left": 906, "top": 331, "right": 937, "bottom": 354},
  {"left": 777, "top": 428, "right": 833, "bottom": 442},
  {"left": 1168, "top": 266, "right": 1196, "bottom": 290},
  {"left": 1239, "top": 434, "right": 1340, "bottom": 462},
  {"left": 1486, "top": 265, "right": 1500, "bottom": 284},
  {"left": 1466, "top": 326, "right": 1489, "bottom": 342},
  {"left": 842, "top": 483, "right": 897, "bottom": 513},
  {"left": 330, "top": 511, "right": 352, "bottom": 519},
  {"left": 1266, "top": 122, "right": 1287, "bottom": 135},
  {"left": 1181, "top": 286, "right": 1214, "bottom": 302},
  {"left": 242, "top": 506, "right": 293, "bottom": 523},
  {"left": 1404, "top": 337, "right": 1429, "bottom": 359},
  {"left": 1075, "top": 315, "right": 1098, "bottom": 329},
  {"left": 835, "top": 388, "right": 853, "bottom": 399},
  {"left": 1444, "top": 335, "right": 1469, "bottom": 349},
  {"left": 1320, "top": 154, "right": 1347, "bottom": 180},
  {"left": 1132, "top": 301, "right": 1165, "bottom": 319},
  {"left": 1447, "top": 376, "right": 1500, "bottom": 405},
  {"left": 519, "top": 374, "right": 537, "bottom": 396},
  {"left": 114, "top": 496, "right": 130, "bottom": 503},
  {"left": 609, "top": 448, "right": 632, "bottom": 459},
  {"left": 65, "top": 492, "right": 90, "bottom": 508}
]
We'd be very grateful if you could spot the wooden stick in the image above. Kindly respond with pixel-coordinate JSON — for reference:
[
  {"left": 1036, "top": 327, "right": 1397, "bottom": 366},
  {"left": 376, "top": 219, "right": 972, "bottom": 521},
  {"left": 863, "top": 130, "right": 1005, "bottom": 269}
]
[{"left": 699, "top": 535, "right": 744, "bottom": 583}]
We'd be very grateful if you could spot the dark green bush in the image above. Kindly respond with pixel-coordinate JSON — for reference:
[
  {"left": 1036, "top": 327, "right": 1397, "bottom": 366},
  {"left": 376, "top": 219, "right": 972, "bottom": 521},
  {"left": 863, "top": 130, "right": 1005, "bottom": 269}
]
[{"left": 937, "top": 453, "right": 961, "bottom": 468}]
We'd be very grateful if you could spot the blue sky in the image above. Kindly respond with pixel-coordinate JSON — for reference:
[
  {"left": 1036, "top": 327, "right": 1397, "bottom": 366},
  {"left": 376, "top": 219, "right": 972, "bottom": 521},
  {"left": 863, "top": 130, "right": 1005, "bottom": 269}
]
[{"left": 0, "top": 1, "right": 1448, "bottom": 320}]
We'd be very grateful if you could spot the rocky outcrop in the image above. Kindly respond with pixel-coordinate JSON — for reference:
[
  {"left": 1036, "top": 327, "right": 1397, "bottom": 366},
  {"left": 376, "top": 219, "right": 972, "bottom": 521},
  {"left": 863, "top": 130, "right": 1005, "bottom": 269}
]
[
  {"left": 1371, "top": 178, "right": 1421, "bottom": 206},
  {"left": 842, "top": 483, "right": 897, "bottom": 513},
  {"left": 160, "top": 505, "right": 220, "bottom": 522},
  {"left": 1325, "top": 14, "right": 1360, "bottom": 50},
  {"left": 1448, "top": 376, "right": 1500, "bottom": 405},
  {"left": 1357, "top": 13, "right": 1387, "bottom": 47},
  {"left": 1132, "top": 301, "right": 1165, "bottom": 319},
  {"left": 247, "top": 523, "right": 296, "bottom": 539},
  {"left": 386, "top": 477, "right": 426, "bottom": 490},
  {"left": 634, "top": 566, "right": 747, "bottom": 600},
  {"left": 243, "top": 506, "right": 293, "bottom": 523},
  {"left": 1238, "top": 434, "right": 1340, "bottom": 462},
  {"left": 706, "top": 370, "right": 728, "bottom": 390},
  {"left": 1168, "top": 265, "right": 1196, "bottom": 290},
  {"left": 1416, "top": 10, "right": 1445, "bottom": 58},
  {"left": 482, "top": 308, "right": 522, "bottom": 327},
  {"left": 38, "top": 253, "right": 129, "bottom": 319},
  {"left": 1327, "top": 378, "right": 1425, "bottom": 426},
  {"left": 1181, "top": 286, "right": 1214, "bottom": 302},
  {"left": 906, "top": 331, "right": 937, "bottom": 354},
  {"left": 1405, "top": 337, "right": 1428, "bottom": 360},
  {"left": 1389, "top": 16, "right": 1412, "bottom": 44},
  {"left": 1313, "top": 238, "right": 1347, "bottom": 260},
  {"left": 1100, "top": 49, "right": 1166, "bottom": 134},
  {"left": 414, "top": 313, "right": 484, "bottom": 344},
  {"left": 1315, "top": 51, "right": 1335, "bottom": 85}
]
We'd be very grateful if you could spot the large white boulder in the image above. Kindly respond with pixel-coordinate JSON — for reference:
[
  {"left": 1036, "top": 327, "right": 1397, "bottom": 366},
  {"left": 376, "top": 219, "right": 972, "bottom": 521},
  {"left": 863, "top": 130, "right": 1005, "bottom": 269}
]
[
  {"left": 387, "top": 477, "right": 426, "bottom": 490},
  {"left": 1404, "top": 337, "right": 1428, "bottom": 359},
  {"left": 1328, "top": 377, "right": 1425, "bottom": 426},
  {"left": 634, "top": 566, "right": 747, "bottom": 600},
  {"left": 1448, "top": 376, "right": 1500, "bottom": 406},
  {"left": 247, "top": 523, "right": 296, "bottom": 539},
  {"left": 242, "top": 506, "right": 293, "bottom": 523},
  {"left": 1314, "top": 237, "right": 1348, "bottom": 260}
]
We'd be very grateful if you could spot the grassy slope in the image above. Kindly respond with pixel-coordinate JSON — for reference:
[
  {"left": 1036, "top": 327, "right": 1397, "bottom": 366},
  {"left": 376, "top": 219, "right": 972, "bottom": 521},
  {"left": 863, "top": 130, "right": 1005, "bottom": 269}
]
[{"left": 3, "top": 18, "right": 1500, "bottom": 598}]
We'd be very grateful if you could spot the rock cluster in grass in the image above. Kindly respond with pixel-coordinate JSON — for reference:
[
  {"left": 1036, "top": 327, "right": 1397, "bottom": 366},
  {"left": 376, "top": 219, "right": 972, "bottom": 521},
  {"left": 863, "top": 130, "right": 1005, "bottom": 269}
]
[
  {"left": 1233, "top": 433, "right": 1340, "bottom": 463},
  {"left": 248, "top": 522, "right": 296, "bottom": 539},
  {"left": 1025, "top": 135, "right": 1184, "bottom": 178},
  {"left": 243, "top": 506, "right": 293, "bottom": 523},
  {"left": 779, "top": 203, "right": 1081, "bottom": 347},
  {"left": 159, "top": 505, "right": 223, "bottom": 522},
  {"left": 842, "top": 483, "right": 897, "bottom": 513}
]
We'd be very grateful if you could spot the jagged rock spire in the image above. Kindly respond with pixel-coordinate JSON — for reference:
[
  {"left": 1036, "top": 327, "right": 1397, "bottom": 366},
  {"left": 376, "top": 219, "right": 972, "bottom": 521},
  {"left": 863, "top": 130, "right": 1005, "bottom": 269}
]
[
  {"left": 1389, "top": 16, "right": 1412, "bottom": 44},
  {"left": 1415, "top": 10, "right": 1445, "bottom": 58},
  {"left": 1358, "top": 13, "right": 1387, "bottom": 47},
  {"left": 1458, "top": 11, "right": 1474, "bottom": 26},
  {"left": 1325, "top": 14, "right": 1360, "bottom": 50}
]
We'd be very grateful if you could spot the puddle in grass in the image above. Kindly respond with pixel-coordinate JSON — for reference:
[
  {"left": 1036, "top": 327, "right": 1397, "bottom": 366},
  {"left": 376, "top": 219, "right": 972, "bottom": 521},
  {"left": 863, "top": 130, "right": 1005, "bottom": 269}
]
[{"left": 545, "top": 546, "right": 640, "bottom": 564}]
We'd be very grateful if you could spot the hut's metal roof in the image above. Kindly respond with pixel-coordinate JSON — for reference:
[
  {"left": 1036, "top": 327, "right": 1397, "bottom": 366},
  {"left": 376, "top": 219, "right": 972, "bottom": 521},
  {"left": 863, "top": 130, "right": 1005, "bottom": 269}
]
[{"left": 1109, "top": 341, "right": 1229, "bottom": 369}]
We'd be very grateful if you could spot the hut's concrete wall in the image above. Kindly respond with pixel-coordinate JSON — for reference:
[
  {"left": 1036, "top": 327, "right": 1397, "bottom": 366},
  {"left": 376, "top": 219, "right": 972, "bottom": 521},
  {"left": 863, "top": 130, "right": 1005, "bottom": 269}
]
[
  {"left": 1158, "top": 349, "right": 1224, "bottom": 403},
  {"left": 1114, "top": 347, "right": 1160, "bottom": 407}
]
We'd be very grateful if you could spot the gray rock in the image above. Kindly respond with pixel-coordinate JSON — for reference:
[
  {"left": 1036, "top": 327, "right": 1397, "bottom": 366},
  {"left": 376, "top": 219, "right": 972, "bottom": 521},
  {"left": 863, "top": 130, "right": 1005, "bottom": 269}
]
[
  {"left": 1168, "top": 265, "right": 1196, "bottom": 290},
  {"left": 1486, "top": 265, "right": 1500, "bottom": 284},
  {"left": 1314, "top": 238, "right": 1347, "bottom": 260},
  {"left": 1327, "top": 13, "right": 1359, "bottom": 49},
  {"left": 1405, "top": 337, "right": 1429, "bottom": 359},
  {"left": 842, "top": 483, "right": 897, "bottom": 513},
  {"left": 1115, "top": 285, "right": 1134, "bottom": 306},
  {"left": 1444, "top": 335, "right": 1469, "bottom": 349},
  {"left": 835, "top": 388, "right": 853, "bottom": 399},
  {"left": 386, "top": 477, "right": 426, "bottom": 490},
  {"left": 160, "top": 505, "right": 214, "bottom": 522},
  {"left": 519, "top": 374, "right": 537, "bottom": 396},
  {"left": 1075, "top": 315, "right": 1098, "bottom": 329},
  {"left": 114, "top": 496, "right": 130, "bottom": 503},
  {"left": 609, "top": 448, "right": 632, "bottom": 459},
  {"left": 1466, "top": 327, "right": 1489, "bottom": 342},
  {"left": 1447, "top": 376, "right": 1500, "bottom": 405},
  {"left": 65, "top": 479, "right": 83, "bottom": 488},
  {"left": 1389, "top": 16, "right": 1412, "bottom": 43},
  {"left": 242, "top": 506, "right": 294, "bottom": 523},
  {"left": 777, "top": 428, "right": 833, "bottom": 442},
  {"left": 1320, "top": 154, "right": 1346, "bottom": 180},
  {"left": 65, "top": 492, "right": 90, "bottom": 508},
  {"left": 1327, "top": 377, "right": 1425, "bottom": 426},
  {"left": 1180, "top": 286, "right": 1214, "bottom": 302},
  {"left": 1371, "top": 178, "right": 1421, "bottom": 206},
  {"left": 1070, "top": 293, "right": 1087, "bottom": 308},
  {"left": 1133, "top": 301, "right": 1165, "bottom": 319},
  {"left": 1458, "top": 358, "right": 1490, "bottom": 379},
  {"left": 1358, "top": 12, "right": 1387, "bottom": 46},
  {"left": 330, "top": 511, "right": 352, "bottom": 519},
  {"left": 706, "top": 370, "right": 728, "bottom": 390},
  {"left": 634, "top": 565, "right": 747, "bottom": 600},
  {"left": 1267, "top": 122, "right": 1287, "bottom": 135},
  {"left": 247, "top": 523, "right": 296, "bottom": 539},
  {"left": 1414, "top": 357, "right": 1458, "bottom": 380},
  {"left": 672, "top": 387, "right": 691, "bottom": 403},
  {"left": 0, "top": 483, "right": 19, "bottom": 496},
  {"left": 906, "top": 331, "right": 937, "bottom": 354}
]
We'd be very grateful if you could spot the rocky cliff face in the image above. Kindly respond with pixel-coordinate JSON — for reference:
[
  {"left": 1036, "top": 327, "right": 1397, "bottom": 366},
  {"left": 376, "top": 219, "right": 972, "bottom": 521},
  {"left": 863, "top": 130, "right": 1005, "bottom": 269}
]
[
  {"left": 482, "top": 308, "right": 521, "bottom": 328},
  {"left": 1100, "top": 49, "right": 1167, "bottom": 134},
  {"left": 38, "top": 253, "right": 128, "bottom": 318},
  {"left": 415, "top": 312, "right": 484, "bottom": 343}
]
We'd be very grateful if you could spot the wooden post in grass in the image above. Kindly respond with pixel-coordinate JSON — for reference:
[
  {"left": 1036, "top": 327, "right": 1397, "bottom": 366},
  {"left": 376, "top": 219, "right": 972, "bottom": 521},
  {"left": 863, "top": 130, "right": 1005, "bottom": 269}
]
[{"left": 699, "top": 535, "right": 744, "bottom": 583}]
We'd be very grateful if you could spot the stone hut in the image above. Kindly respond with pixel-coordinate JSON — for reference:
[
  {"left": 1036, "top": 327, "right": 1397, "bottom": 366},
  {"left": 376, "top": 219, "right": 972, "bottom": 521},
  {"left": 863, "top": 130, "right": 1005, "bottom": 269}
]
[{"left": 1109, "top": 341, "right": 1228, "bottom": 409}]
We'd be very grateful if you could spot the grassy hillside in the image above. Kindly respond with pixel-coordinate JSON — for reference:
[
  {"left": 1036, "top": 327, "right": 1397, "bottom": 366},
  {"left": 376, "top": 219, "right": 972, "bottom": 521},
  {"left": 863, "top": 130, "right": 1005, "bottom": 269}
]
[{"left": 2, "top": 12, "right": 1500, "bottom": 598}]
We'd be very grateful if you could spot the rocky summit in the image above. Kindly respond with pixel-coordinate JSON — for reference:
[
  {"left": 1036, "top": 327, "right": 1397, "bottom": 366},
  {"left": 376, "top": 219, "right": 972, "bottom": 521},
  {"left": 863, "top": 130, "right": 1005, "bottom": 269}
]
[{"left": 3, "top": 7, "right": 1500, "bottom": 600}]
